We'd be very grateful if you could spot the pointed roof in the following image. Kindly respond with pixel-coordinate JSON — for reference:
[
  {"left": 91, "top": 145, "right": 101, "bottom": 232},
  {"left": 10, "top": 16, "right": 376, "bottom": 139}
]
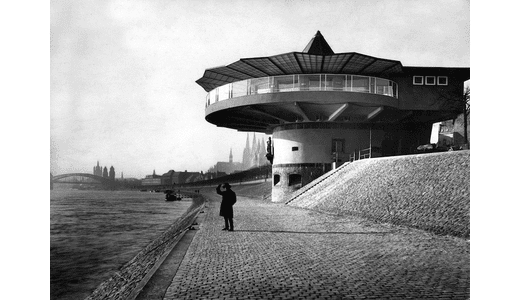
[
  {"left": 196, "top": 32, "right": 404, "bottom": 92},
  {"left": 302, "top": 31, "right": 334, "bottom": 55},
  {"left": 245, "top": 133, "right": 250, "bottom": 149}
]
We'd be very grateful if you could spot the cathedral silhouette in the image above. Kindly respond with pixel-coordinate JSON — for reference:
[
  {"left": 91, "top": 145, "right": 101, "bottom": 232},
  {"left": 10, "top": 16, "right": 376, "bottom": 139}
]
[
  {"left": 207, "top": 133, "right": 268, "bottom": 176},
  {"left": 93, "top": 161, "right": 116, "bottom": 180},
  {"left": 242, "top": 133, "right": 268, "bottom": 170}
]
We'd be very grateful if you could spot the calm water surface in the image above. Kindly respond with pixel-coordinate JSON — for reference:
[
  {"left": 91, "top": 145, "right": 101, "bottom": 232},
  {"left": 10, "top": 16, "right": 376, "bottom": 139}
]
[{"left": 50, "top": 189, "right": 192, "bottom": 300}]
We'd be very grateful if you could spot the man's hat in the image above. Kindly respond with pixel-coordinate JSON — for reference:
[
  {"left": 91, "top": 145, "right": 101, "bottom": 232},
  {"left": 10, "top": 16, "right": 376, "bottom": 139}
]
[{"left": 222, "top": 182, "right": 231, "bottom": 188}]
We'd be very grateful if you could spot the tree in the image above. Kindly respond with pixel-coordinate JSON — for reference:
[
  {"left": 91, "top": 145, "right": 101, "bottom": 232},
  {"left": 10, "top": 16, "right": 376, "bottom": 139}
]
[
  {"left": 435, "top": 86, "right": 470, "bottom": 149},
  {"left": 461, "top": 87, "right": 470, "bottom": 147}
]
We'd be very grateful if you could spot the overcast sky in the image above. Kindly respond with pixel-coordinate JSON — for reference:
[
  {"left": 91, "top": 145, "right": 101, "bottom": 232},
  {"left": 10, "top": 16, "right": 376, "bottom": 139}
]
[{"left": 49, "top": 0, "right": 470, "bottom": 178}]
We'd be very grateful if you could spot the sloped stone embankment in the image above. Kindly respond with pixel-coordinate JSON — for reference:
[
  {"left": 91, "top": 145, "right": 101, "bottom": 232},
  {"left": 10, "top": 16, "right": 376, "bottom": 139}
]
[
  {"left": 85, "top": 195, "right": 205, "bottom": 300},
  {"left": 287, "top": 151, "right": 470, "bottom": 238}
]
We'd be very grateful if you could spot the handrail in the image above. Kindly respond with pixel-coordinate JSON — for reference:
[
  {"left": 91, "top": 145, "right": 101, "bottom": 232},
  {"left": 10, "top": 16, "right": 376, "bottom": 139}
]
[
  {"left": 285, "top": 161, "right": 351, "bottom": 204},
  {"left": 206, "top": 73, "right": 398, "bottom": 107},
  {"left": 350, "top": 147, "right": 372, "bottom": 162}
]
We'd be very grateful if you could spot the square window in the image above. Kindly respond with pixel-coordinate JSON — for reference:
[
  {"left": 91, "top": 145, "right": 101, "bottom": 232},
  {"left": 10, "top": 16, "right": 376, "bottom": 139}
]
[
  {"left": 413, "top": 76, "right": 423, "bottom": 85},
  {"left": 437, "top": 76, "right": 448, "bottom": 85},
  {"left": 425, "top": 76, "right": 436, "bottom": 85}
]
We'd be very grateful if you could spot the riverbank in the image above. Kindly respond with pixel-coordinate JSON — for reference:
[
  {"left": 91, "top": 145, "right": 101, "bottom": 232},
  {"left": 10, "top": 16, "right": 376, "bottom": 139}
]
[
  {"left": 51, "top": 190, "right": 198, "bottom": 300},
  {"left": 162, "top": 192, "right": 469, "bottom": 299},
  {"left": 84, "top": 193, "right": 205, "bottom": 300},
  {"left": 287, "top": 151, "right": 470, "bottom": 238},
  {"left": 86, "top": 151, "right": 470, "bottom": 298},
  {"left": 188, "top": 181, "right": 272, "bottom": 200}
]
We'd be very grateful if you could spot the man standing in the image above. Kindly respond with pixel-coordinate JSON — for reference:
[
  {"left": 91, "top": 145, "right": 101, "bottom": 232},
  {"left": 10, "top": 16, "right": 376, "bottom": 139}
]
[{"left": 216, "top": 183, "right": 236, "bottom": 231}]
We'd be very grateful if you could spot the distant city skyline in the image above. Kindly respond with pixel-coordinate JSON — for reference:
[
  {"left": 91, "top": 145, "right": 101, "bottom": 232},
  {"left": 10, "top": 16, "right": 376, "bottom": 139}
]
[
  {"left": 78, "top": 133, "right": 268, "bottom": 179},
  {"left": 50, "top": 0, "right": 469, "bottom": 179}
]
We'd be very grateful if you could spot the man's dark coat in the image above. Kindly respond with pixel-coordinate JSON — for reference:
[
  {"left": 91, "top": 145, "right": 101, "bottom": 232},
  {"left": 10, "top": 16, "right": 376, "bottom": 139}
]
[{"left": 216, "top": 186, "right": 236, "bottom": 218}]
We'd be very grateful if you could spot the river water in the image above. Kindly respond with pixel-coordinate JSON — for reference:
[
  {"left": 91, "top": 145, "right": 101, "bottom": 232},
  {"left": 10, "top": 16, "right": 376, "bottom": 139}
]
[{"left": 50, "top": 189, "right": 193, "bottom": 300}]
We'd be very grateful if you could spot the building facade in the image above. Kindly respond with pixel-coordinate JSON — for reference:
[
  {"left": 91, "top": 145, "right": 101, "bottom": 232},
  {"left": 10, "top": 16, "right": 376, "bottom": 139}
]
[
  {"left": 207, "top": 148, "right": 243, "bottom": 178},
  {"left": 197, "top": 31, "right": 469, "bottom": 202},
  {"left": 141, "top": 170, "right": 161, "bottom": 186},
  {"left": 142, "top": 170, "right": 205, "bottom": 186}
]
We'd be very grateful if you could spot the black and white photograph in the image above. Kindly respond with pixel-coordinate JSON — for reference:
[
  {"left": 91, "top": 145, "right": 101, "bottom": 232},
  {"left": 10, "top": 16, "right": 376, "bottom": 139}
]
[{"left": 9, "top": 0, "right": 518, "bottom": 299}]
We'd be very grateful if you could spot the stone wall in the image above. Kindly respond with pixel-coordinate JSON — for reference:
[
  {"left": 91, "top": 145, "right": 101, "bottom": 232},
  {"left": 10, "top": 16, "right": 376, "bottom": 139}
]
[
  {"left": 287, "top": 151, "right": 470, "bottom": 238},
  {"left": 85, "top": 195, "right": 205, "bottom": 300},
  {"left": 272, "top": 163, "right": 331, "bottom": 202}
]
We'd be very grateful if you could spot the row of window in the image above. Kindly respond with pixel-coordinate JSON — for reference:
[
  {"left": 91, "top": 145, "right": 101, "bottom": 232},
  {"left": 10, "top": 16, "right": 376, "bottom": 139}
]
[
  {"left": 413, "top": 76, "right": 448, "bottom": 86},
  {"left": 273, "top": 173, "right": 301, "bottom": 187},
  {"left": 206, "top": 74, "right": 399, "bottom": 107}
]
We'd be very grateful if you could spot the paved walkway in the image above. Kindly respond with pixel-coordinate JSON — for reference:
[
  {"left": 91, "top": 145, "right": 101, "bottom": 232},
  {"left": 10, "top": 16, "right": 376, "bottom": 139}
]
[{"left": 163, "top": 194, "right": 469, "bottom": 300}]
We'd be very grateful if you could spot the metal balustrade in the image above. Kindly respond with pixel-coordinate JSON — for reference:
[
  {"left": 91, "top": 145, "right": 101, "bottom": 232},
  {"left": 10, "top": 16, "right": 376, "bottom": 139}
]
[
  {"left": 205, "top": 74, "right": 398, "bottom": 107},
  {"left": 349, "top": 147, "right": 373, "bottom": 162}
]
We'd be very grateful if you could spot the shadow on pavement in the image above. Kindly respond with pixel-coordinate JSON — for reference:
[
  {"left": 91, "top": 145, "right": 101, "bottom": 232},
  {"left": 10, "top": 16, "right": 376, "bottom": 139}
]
[{"left": 230, "top": 229, "right": 395, "bottom": 235}]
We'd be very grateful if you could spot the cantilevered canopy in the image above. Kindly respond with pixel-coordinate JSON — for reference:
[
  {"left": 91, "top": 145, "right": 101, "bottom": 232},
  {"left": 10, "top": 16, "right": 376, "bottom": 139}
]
[{"left": 196, "top": 31, "right": 404, "bottom": 92}]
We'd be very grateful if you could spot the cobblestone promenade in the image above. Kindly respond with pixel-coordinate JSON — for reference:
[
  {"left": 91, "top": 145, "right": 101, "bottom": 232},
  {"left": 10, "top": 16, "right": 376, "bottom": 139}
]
[{"left": 163, "top": 194, "right": 469, "bottom": 300}]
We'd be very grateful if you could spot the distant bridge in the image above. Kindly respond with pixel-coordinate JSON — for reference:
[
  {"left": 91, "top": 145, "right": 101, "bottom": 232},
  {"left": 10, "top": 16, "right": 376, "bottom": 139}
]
[{"left": 51, "top": 173, "right": 113, "bottom": 185}]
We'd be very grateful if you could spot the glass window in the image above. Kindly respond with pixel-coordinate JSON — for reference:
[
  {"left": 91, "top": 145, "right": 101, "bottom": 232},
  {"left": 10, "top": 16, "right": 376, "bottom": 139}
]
[
  {"left": 326, "top": 75, "right": 346, "bottom": 91},
  {"left": 299, "top": 75, "right": 321, "bottom": 91},
  {"left": 425, "top": 76, "right": 436, "bottom": 85},
  {"left": 272, "top": 75, "right": 295, "bottom": 92},
  {"left": 375, "top": 78, "right": 393, "bottom": 96},
  {"left": 323, "top": 75, "right": 333, "bottom": 91},
  {"left": 218, "top": 84, "right": 230, "bottom": 100},
  {"left": 209, "top": 89, "right": 218, "bottom": 103},
  {"left": 207, "top": 74, "right": 399, "bottom": 104},
  {"left": 352, "top": 76, "right": 369, "bottom": 92},
  {"left": 293, "top": 75, "right": 300, "bottom": 91},
  {"left": 437, "top": 76, "right": 448, "bottom": 85},
  {"left": 298, "top": 75, "right": 308, "bottom": 90},
  {"left": 250, "top": 77, "right": 269, "bottom": 94},
  {"left": 413, "top": 76, "right": 424, "bottom": 85},
  {"left": 231, "top": 80, "right": 248, "bottom": 98},
  {"left": 309, "top": 75, "right": 321, "bottom": 91},
  {"left": 319, "top": 74, "right": 327, "bottom": 90}
]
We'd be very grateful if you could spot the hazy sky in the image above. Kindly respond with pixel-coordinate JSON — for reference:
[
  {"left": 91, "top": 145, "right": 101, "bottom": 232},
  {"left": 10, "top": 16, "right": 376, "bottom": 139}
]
[{"left": 50, "top": 0, "right": 470, "bottom": 178}]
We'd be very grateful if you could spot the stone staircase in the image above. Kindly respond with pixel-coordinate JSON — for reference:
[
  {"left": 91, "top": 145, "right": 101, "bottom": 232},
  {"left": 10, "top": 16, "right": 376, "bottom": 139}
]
[{"left": 285, "top": 161, "right": 354, "bottom": 205}]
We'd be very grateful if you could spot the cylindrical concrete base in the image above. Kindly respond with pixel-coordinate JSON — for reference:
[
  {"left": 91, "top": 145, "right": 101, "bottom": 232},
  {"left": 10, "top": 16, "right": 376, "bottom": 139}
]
[
  {"left": 269, "top": 122, "right": 433, "bottom": 202},
  {"left": 271, "top": 163, "right": 331, "bottom": 202}
]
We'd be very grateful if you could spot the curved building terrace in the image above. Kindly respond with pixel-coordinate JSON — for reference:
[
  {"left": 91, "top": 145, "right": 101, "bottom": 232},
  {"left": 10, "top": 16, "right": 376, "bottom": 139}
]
[{"left": 196, "top": 31, "right": 470, "bottom": 202}]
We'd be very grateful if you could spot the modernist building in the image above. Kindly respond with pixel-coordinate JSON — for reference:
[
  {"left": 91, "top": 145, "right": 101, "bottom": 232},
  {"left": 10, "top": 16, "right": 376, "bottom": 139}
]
[{"left": 196, "top": 31, "right": 469, "bottom": 202}]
